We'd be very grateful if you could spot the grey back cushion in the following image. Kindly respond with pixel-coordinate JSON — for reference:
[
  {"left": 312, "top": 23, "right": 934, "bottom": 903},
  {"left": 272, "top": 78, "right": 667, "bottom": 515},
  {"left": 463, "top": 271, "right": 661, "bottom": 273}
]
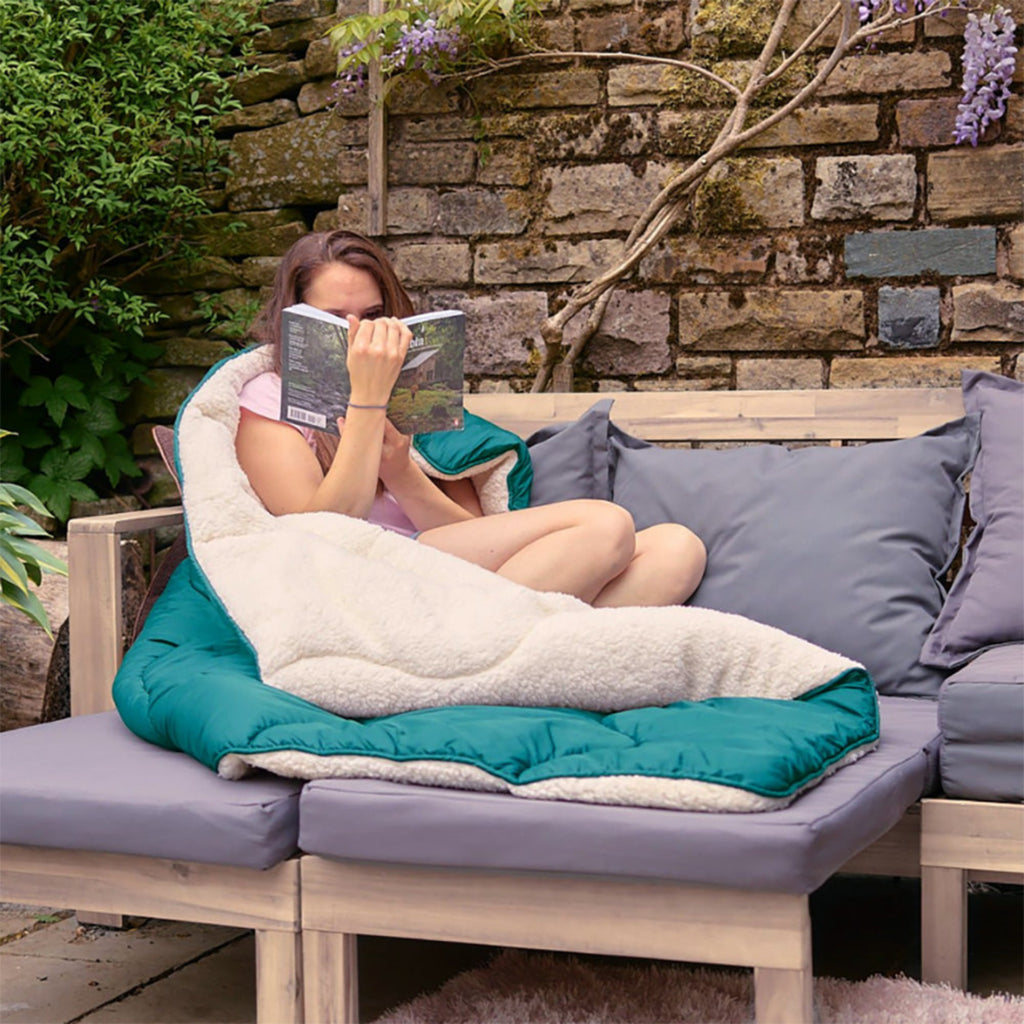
[
  {"left": 608, "top": 415, "right": 979, "bottom": 698},
  {"left": 921, "top": 371, "right": 1023, "bottom": 668}
]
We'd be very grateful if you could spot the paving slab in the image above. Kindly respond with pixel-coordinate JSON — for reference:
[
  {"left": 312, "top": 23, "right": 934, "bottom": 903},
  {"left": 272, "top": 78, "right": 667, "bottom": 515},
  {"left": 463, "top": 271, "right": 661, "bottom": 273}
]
[
  {"left": 0, "top": 905, "right": 72, "bottom": 945},
  {"left": 79, "top": 935, "right": 254, "bottom": 1024},
  {"left": 0, "top": 913, "right": 244, "bottom": 1024}
]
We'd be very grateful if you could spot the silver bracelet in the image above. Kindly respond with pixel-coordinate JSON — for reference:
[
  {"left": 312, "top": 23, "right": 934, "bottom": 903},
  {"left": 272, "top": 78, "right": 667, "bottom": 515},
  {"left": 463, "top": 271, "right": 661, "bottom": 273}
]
[{"left": 346, "top": 402, "right": 388, "bottom": 410}]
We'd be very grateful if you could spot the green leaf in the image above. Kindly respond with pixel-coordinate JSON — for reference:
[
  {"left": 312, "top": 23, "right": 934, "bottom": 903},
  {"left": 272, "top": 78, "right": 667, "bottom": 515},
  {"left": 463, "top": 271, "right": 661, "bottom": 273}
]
[
  {"left": 73, "top": 398, "right": 120, "bottom": 436},
  {"left": 1, "top": 578, "right": 53, "bottom": 637},
  {"left": 0, "top": 539, "right": 31, "bottom": 594},
  {"left": 0, "top": 482, "right": 53, "bottom": 518},
  {"left": 0, "top": 509, "right": 48, "bottom": 536},
  {"left": 39, "top": 447, "right": 94, "bottom": 481},
  {"left": 54, "top": 374, "right": 91, "bottom": 410},
  {"left": 14, "top": 426, "right": 52, "bottom": 449},
  {"left": 21, "top": 377, "right": 53, "bottom": 407},
  {"left": 44, "top": 394, "right": 69, "bottom": 427},
  {"left": 28, "top": 474, "right": 97, "bottom": 524},
  {"left": 6, "top": 536, "right": 67, "bottom": 576}
]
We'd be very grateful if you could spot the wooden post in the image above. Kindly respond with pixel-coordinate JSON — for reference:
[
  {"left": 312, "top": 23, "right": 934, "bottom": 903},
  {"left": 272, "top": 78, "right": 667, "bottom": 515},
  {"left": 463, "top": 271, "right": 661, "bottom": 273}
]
[
  {"left": 552, "top": 360, "right": 574, "bottom": 393},
  {"left": 366, "top": 0, "right": 387, "bottom": 237}
]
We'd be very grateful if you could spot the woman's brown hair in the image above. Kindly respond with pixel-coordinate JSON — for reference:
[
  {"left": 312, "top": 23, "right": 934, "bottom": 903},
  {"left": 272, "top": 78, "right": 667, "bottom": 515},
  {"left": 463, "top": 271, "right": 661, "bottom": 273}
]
[{"left": 251, "top": 229, "right": 415, "bottom": 472}]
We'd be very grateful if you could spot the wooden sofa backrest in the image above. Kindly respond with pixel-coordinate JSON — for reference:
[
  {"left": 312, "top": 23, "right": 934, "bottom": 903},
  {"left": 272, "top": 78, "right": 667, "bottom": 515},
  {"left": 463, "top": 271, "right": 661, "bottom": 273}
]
[
  {"left": 466, "top": 387, "right": 965, "bottom": 444},
  {"left": 68, "top": 386, "right": 967, "bottom": 717}
]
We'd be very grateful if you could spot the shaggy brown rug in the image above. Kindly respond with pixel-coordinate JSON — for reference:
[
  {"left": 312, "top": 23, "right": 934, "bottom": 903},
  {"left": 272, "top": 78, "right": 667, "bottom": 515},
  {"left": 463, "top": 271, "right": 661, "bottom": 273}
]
[{"left": 375, "top": 949, "right": 1023, "bottom": 1024}]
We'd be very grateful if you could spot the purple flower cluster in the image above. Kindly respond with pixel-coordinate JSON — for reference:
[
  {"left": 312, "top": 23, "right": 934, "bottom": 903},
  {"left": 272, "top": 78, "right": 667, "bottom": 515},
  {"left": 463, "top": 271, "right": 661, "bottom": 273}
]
[
  {"left": 384, "top": 17, "right": 462, "bottom": 82},
  {"left": 852, "top": 0, "right": 949, "bottom": 20},
  {"left": 953, "top": 7, "right": 1018, "bottom": 145},
  {"left": 848, "top": 3, "right": 1018, "bottom": 146},
  {"left": 336, "top": 14, "right": 463, "bottom": 94},
  {"left": 337, "top": 42, "right": 369, "bottom": 95}
]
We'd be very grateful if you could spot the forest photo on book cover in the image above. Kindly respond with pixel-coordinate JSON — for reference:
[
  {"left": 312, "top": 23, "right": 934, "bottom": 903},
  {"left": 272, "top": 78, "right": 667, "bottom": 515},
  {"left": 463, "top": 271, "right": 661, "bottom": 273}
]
[{"left": 282, "top": 308, "right": 465, "bottom": 435}]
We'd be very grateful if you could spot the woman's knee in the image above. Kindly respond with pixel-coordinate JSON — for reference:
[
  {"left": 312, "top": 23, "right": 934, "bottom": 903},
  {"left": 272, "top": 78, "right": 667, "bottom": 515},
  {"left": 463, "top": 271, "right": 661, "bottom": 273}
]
[
  {"left": 571, "top": 499, "right": 636, "bottom": 569},
  {"left": 639, "top": 523, "right": 707, "bottom": 597}
]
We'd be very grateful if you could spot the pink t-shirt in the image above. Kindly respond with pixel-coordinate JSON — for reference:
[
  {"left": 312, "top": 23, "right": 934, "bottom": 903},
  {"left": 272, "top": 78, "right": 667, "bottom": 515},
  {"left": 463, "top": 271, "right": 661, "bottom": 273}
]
[{"left": 238, "top": 371, "right": 419, "bottom": 538}]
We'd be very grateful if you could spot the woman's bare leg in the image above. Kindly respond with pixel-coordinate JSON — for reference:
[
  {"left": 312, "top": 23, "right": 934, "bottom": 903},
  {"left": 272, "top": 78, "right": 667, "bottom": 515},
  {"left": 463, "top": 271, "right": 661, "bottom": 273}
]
[
  {"left": 592, "top": 523, "right": 706, "bottom": 608},
  {"left": 417, "top": 499, "right": 636, "bottom": 603}
]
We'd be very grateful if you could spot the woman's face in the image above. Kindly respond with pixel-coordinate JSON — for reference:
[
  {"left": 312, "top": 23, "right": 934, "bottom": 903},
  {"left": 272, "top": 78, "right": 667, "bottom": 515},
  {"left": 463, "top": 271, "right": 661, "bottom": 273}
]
[{"left": 303, "top": 262, "right": 385, "bottom": 320}]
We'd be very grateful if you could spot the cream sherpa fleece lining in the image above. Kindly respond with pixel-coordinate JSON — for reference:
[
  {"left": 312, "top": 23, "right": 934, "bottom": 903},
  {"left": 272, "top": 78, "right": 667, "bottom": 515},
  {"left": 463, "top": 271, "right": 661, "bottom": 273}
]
[{"left": 179, "top": 348, "right": 875, "bottom": 810}]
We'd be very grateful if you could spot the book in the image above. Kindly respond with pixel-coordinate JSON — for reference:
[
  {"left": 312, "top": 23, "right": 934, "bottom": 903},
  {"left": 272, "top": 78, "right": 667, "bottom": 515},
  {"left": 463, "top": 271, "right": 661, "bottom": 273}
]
[{"left": 279, "top": 303, "right": 466, "bottom": 436}]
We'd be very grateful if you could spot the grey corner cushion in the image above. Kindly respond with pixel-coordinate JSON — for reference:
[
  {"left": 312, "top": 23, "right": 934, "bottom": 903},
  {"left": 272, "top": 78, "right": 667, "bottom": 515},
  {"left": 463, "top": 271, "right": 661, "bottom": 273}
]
[
  {"left": 921, "top": 371, "right": 1024, "bottom": 669},
  {"left": 937, "top": 644, "right": 1024, "bottom": 802},
  {"left": 601, "top": 413, "right": 978, "bottom": 698}
]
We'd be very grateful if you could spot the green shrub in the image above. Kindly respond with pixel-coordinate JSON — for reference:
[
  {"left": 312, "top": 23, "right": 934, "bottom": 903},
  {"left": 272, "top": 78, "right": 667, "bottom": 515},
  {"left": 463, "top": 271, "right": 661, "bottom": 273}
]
[{"left": 0, "top": 0, "right": 261, "bottom": 521}]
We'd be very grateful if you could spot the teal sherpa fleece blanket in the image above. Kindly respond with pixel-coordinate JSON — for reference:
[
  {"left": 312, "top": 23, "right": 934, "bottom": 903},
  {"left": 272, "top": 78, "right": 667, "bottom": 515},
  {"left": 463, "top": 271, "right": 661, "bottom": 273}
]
[{"left": 113, "top": 347, "right": 880, "bottom": 812}]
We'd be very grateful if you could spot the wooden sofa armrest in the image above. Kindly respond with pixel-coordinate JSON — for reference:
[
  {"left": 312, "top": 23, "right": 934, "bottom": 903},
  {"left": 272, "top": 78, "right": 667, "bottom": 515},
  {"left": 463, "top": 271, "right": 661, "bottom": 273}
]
[{"left": 68, "top": 507, "right": 184, "bottom": 716}]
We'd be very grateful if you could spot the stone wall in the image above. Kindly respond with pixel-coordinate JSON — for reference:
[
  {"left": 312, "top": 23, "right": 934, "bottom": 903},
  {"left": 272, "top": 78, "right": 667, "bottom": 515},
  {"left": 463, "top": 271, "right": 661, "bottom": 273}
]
[{"left": 133, "top": 0, "right": 1023, "bottom": 463}]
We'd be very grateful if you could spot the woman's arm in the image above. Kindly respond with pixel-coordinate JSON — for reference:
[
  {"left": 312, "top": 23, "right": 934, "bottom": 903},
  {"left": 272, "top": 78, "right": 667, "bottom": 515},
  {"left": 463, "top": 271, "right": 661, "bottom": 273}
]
[
  {"left": 378, "top": 419, "right": 483, "bottom": 530},
  {"left": 235, "top": 406, "right": 387, "bottom": 516},
  {"left": 236, "top": 315, "right": 408, "bottom": 516}
]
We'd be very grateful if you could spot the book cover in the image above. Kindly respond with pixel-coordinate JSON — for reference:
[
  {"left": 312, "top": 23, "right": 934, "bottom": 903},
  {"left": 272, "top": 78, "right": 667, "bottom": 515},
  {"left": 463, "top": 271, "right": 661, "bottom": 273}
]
[{"left": 279, "top": 303, "right": 466, "bottom": 436}]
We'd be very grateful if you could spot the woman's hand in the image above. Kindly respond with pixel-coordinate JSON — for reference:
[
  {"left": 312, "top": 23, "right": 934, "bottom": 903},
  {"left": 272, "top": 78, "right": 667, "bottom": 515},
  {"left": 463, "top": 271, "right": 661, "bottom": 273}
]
[
  {"left": 345, "top": 314, "right": 411, "bottom": 407},
  {"left": 378, "top": 418, "right": 412, "bottom": 486}
]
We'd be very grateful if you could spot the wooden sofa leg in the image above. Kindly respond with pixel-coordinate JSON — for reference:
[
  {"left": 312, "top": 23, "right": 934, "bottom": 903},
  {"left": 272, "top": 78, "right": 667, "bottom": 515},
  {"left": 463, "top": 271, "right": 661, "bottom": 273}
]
[
  {"left": 921, "top": 865, "right": 967, "bottom": 988},
  {"left": 256, "top": 928, "right": 304, "bottom": 1024},
  {"left": 76, "top": 910, "right": 125, "bottom": 928},
  {"left": 754, "top": 966, "right": 814, "bottom": 1024},
  {"left": 304, "top": 929, "right": 359, "bottom": 1024}
]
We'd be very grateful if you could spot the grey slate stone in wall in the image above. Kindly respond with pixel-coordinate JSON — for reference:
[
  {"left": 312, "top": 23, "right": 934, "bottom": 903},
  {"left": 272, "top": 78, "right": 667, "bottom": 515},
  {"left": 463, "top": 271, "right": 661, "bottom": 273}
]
[
  {"left": 845, "top": 227, "right": 997, "bottom": 278},
  {"left": 878, "top": 286, "right": 941, "bottom": 349}
]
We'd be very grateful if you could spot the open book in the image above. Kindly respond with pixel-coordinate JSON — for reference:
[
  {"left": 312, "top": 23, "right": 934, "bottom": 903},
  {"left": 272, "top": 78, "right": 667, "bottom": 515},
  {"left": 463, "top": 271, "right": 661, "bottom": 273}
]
[{"left": 279, "top": 303, "right": 465, "bottom": 436}]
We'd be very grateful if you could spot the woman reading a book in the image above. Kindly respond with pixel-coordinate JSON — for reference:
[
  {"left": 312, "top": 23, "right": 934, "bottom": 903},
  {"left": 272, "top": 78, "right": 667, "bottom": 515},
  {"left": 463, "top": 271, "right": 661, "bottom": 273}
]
[{"left": 235, "top": 229, "right": 706, "bottom": 608}]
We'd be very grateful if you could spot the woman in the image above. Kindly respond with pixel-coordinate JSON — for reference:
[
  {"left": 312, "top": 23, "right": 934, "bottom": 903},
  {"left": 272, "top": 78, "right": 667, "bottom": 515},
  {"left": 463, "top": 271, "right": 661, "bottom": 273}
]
[{"left": 236, "top": 229, "right": 706, "bottom": 607}]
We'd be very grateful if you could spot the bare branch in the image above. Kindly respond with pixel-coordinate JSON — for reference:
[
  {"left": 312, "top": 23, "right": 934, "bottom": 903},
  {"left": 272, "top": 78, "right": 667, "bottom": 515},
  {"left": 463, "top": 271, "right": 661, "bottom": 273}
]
[
  {"left": 528, "top": 0, "right": 988, "bottom": 390},
  {"left": 749, "top": 0, "right": 803, "bottom": 82},
  {"left": 461, "top": 49, "right": 743, "bottom": 97},
  {"left": 764, "top": 3, "right": 844, "bottom": 84}
]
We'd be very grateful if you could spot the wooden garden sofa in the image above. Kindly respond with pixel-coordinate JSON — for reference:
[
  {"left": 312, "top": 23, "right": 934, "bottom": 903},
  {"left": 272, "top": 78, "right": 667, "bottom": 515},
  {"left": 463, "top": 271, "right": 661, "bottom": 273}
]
[
  {"left": 1, "top": 385, "right": 1020, "bottom": 1024},
  {"left": 0, "top": 504, "right": 304, "bottom": 1023}
]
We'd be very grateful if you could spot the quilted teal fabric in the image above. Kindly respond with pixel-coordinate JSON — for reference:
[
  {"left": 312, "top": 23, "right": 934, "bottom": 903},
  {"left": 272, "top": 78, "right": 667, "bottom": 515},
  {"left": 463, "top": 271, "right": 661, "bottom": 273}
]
[{"left": 114, "top": 556, "right": 879, "bottom": 803}]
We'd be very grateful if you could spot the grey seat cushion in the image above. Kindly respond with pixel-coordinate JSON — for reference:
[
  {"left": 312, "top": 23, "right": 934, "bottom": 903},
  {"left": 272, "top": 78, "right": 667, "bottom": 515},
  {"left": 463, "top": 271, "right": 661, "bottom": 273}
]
[
  {"left": 299, "top": 696, "right": 939, "bottom": 894},
  {"left": 938, "top": 644, "right": 1024, "bottom": 801},
  {"left": 0, "top": 712, "right": 302, "bottom": 869}
]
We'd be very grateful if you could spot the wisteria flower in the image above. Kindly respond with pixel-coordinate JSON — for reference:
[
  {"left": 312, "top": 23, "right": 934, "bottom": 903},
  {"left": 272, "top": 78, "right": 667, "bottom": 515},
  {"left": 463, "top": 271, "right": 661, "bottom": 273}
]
[
  {"left": 852, "top": 0, "right": 950, "bottom": 21},
  {"left": 953, "top": 7, "right": 1018, "bottom": 146},
  {"left": 335, "top": 12, "right": 464, "bottom": 94}
]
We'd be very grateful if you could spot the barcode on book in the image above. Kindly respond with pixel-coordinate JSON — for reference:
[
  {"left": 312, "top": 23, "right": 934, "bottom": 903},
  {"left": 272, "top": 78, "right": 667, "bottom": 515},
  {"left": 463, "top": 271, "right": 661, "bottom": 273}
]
[{"left": 287, "top": 406, "right": 327, "bottom": 429}]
